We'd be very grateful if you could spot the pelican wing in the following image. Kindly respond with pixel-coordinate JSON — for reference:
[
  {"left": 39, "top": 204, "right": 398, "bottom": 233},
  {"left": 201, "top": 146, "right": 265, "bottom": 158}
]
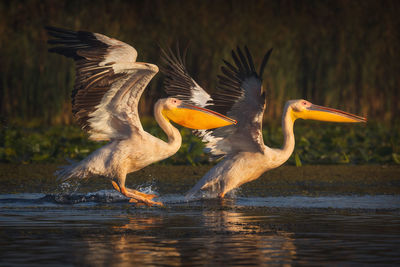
[
  {"left": 196, "top": 47, "right": 273, "bottom": 158},
  {"left": 160, "top": 45, "right": 212, "bottom": 107},
  {"left": 46, "top": 26, "right": 158, "bottom": 141}
]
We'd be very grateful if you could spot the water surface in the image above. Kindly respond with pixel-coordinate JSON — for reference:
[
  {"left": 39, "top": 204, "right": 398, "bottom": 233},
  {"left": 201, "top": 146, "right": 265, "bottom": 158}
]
[{"left": 1, "top": 192, "right": 399, "bottom": 266}]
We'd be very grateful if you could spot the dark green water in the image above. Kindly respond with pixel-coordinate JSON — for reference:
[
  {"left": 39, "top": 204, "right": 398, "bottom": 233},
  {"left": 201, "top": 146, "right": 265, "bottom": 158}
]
[{"left": 1, "top": 192, "right": 399, "bottom": 266}]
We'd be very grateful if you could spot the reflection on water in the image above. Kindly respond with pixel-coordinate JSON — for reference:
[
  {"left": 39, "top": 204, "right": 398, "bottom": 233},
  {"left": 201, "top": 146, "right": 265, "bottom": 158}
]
[
  {"left": 75, "top": 209, "right": 297, "bottom": 266},
  {"left": 0, "top": 193, "right": 399, "bottom": 265}
]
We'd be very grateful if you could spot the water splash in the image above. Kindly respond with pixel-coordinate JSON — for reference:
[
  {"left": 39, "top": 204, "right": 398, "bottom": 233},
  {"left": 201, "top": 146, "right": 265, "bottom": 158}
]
[
  {"left": 48, "top": 177, "right": 161, "bottom": 204},
  {"left": 57, "top": 179, "right": 82, "bottom": 195},
  {"left": 135, "top": 184, "right": 158, "bottom": 196},
  {"left": 40, "top": 190, "right": 127, "bottom": 204},
  {"left": 185, "top": 184, "right": 242, "bottom": 201}
]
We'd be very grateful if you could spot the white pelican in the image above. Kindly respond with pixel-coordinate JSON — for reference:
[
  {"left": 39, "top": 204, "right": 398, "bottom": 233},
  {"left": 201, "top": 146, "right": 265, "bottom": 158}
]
[
  {"left": 46, "top": 27, "right": 236, "bottom": 205},
  {"left": 161, "top": 46, "right": 367, "bottom": 199}
]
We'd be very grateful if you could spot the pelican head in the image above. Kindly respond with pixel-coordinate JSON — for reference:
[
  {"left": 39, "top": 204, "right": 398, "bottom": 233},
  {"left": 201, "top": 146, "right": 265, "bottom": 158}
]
[
  {"left": 288, "top": 99, "right": 367, "bottom": 123},
  {"left": 160, "top": 97, "right": 237, "bottom": 129}
]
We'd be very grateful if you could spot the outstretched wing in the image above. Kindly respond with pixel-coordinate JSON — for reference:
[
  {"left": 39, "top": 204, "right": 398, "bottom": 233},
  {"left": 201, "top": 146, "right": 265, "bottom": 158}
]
[
  {"left": 195, "top": 47, "right": 273, "bottom": 158},
  {"left": 161, "top": 45, "right": 272, "bottom": 158},
  {"left": 46, "top": 26, "right": 158, "bottom": 141},
  {"left": 160, "top": 45, "right": 212, "bottom": 107}
]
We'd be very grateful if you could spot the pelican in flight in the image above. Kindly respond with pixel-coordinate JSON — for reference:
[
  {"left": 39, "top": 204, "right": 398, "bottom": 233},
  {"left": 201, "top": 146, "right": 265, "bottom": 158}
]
[
  {"left": 161, "top": 46, "right": 367, "bottom": 199},
  {"left": 46, "top": 27, "right": 236, "bottom": 205}
]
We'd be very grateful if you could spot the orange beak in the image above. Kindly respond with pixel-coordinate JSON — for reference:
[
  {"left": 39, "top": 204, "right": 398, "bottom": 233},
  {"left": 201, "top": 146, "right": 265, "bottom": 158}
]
[
  {"left": 162, "top": 104, "right": 237, "bottom": 129},
  {"left": 296, "top": 104, "right": 367, "bottom": 123}
]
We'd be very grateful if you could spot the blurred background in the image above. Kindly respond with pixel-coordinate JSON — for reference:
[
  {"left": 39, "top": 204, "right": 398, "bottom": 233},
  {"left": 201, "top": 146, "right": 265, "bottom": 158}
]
[{"left": 0, "top": 0, "right": 399, "bottom": 164}]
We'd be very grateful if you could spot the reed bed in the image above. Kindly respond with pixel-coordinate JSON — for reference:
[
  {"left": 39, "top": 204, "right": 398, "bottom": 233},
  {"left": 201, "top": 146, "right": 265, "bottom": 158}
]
[{"left": 1, "top": 0, "right": 399, "bottom": 125}]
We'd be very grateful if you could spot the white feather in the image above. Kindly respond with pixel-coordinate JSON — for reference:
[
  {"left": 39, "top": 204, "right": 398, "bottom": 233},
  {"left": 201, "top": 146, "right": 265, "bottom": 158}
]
[{"left": 191, "top": 81, "right": 212, "bottom": 107}]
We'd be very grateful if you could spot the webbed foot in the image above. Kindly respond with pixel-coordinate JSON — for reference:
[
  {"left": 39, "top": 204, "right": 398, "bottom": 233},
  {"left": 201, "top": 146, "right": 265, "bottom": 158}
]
[{"left": 111, "top": 181, "right": 163, "bottom": 206}]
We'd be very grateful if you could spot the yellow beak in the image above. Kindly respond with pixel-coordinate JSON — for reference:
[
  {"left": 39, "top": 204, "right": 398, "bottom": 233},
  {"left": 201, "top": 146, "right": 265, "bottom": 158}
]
[
  {"left": 296, "top": 104, "right": 367, "bottom": 123},
  {"left": 162, "top": 104, "right": 237, "bottom": 129}
]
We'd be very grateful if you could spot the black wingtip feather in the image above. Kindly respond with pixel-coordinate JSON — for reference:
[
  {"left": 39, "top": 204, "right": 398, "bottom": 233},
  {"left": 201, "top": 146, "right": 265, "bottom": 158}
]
[
  {"left": 160, "top": 42, "right": 202, "bottom": 101},
  {"left": 236, "top": 46, "right": 250, "bottom": 75},
  {"left": 258, "top": 48, "right": 273, "bottom": 78},
  {"left": 244, "top": 46, "right": 256, "bottom": 74},
  {"left": 45, "top": 26, "right": 78, "bottom": 39},
  {"left": 221, "top": 66, "right": 240, "bottom": 82},
  {"left": 231, "top": 49, "right": 244, "bottom": 74},
  {"left": 46, "top": 26, "right": 104, "bottom": 60},
  {"left": 222, "top": 59, "right": 238, "bottom": 74},
  {"left": 181, "top": 42, "right": 191, "bottom": 67}
]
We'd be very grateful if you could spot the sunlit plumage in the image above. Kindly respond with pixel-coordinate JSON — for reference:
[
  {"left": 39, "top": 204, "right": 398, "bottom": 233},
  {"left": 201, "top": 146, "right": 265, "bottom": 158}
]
[
  {"left": 161, "top": 46, "right": 367, "bottom": 199},
  {"left": 46, "top": 27, "right": 235, "bottom": 205}
]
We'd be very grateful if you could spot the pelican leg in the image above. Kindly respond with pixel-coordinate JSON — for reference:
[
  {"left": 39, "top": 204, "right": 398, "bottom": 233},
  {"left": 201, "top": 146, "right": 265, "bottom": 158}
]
[
  {"left": 112, "top": 180, "right": 158, "bottom": 200},
  {"left": 121, "top": 185, "right": 163, "bottom": 206},
  {"left": 111, "top": 181, "right": 162, "bottom": 206},
  {"left": 125, "top": 187, "right": 158, "bottom": 200},
  {"left": 111, "top": 180, "right": 122, "bottom": 192}
]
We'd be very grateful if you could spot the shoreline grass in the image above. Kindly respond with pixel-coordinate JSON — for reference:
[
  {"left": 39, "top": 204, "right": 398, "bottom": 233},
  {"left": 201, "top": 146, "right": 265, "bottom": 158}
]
[{"left": 1, "top": 122, "right": 399, "bottom": 165}]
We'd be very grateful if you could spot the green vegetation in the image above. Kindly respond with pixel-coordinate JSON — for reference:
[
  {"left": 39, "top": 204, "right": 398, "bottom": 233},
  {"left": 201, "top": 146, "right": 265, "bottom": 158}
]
[
  {"left": 1, "top": 1, "right": 399, "bottom": 166},
  {"left": 1, "top": 122, "right": 399, "bottom": 165},
  {"left": 1, "top": 0, "right": 399, "bottom": 125}
]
